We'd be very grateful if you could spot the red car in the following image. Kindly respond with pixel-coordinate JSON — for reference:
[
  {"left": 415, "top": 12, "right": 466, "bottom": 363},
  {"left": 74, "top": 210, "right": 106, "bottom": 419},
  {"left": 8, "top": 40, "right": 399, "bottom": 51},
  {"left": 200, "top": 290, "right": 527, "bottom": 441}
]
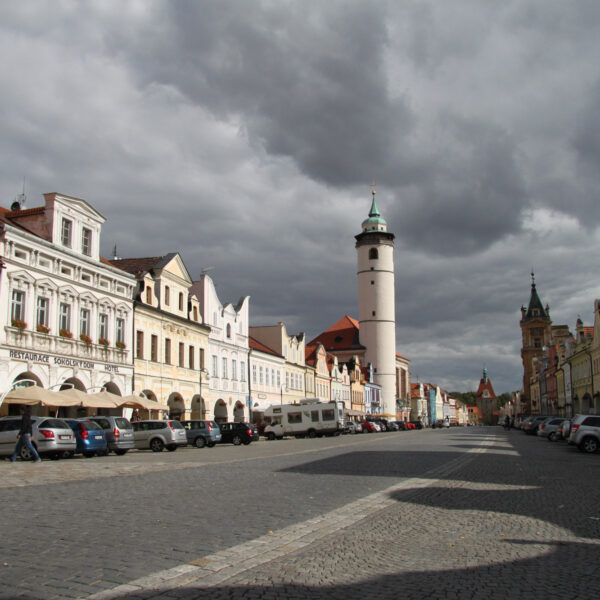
[
  {"left": 361, "top": 421, "right": 378, "bottom": 433},
  {"left": 406, "top": 422, "right": 416, "bottom": 430}
]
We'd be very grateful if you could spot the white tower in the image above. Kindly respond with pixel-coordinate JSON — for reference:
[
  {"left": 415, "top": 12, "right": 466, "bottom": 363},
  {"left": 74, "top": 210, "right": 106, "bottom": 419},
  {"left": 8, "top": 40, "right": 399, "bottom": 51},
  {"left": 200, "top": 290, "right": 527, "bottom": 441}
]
[{"left": 355, "top": 189, "right": 396, "bottom": 416}]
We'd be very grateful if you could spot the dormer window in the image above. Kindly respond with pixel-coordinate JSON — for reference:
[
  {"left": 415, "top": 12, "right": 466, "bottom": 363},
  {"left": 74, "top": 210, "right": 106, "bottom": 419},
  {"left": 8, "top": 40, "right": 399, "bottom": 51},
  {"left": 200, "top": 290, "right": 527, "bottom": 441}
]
[
  {"left": 226, "top": 323, "right": 231, "bottom": 338},
  {"left": 81, "top": 227, "right": 92, "bottom": 256},
  {"left": 61, "top": 218, "right": 72, "bottom": 247},
  {"left": 146, "top": 286, "right": 152, "bottom": 304},
  {"left": 164, "top": 286, "right": 170, "bottom": 306},
  {"left": 178, "top": 292, "right": 184, "bottom": 311}
]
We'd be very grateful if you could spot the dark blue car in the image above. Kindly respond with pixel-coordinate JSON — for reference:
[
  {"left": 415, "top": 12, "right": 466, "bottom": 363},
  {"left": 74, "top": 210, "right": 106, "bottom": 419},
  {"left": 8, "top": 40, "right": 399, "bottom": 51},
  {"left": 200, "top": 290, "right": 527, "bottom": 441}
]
[{"left": 64, "top": 419, "right": 108, "bottom": 458}]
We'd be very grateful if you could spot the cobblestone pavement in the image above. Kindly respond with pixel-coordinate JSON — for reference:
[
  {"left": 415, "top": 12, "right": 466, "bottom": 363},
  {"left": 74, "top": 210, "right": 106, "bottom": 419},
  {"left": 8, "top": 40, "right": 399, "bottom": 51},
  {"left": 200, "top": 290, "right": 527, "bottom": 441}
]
[{"left": 1, "top": 428, "right": 598, "bottom": 599}]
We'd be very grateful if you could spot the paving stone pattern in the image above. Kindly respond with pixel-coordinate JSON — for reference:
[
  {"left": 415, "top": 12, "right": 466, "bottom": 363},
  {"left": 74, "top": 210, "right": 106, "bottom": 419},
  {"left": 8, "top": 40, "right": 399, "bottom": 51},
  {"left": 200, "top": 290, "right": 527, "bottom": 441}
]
[{"left": 1, "top": 428, "right": 598, "bottom": 599}]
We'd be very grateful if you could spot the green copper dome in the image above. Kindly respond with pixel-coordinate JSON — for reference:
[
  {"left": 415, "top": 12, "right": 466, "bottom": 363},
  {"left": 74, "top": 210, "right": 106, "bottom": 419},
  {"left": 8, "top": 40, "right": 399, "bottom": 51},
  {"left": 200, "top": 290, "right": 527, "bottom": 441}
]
[{"left": 361, "top": 193, "right": 387, "bottom": 231}]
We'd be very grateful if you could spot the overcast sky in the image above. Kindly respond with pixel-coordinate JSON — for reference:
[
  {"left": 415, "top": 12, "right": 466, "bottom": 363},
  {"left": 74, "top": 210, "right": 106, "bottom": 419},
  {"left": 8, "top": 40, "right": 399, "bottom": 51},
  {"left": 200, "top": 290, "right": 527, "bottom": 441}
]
[{"left": 2, "top": 1, "right": 600, "bottom": 394}]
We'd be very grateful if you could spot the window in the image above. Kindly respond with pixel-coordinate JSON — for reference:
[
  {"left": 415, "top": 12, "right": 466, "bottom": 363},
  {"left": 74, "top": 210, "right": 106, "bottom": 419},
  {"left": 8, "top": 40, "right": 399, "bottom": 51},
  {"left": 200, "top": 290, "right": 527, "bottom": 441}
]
[
  {"left": 200, "top": 348, "right": 205, "bottom": 370},
  {"left": 286, "top": 372, "right": 289, "bottom": 388},
  {"left": 189, "top": 346, "right": 195, "bottom": 370},
  {"left": 222, "top": 357, "right": 228, "bottom": 379},
  {"left": 36, "top": 297, "right": 49, "bottom": 327},
  {"left": 81, "top": 227, "right": 92, "bottom": 256},
  {"left": 265, "top": 367, "right": 269, "bottom": 386},
  {"left": 193, "top": 306, "right": 198, "bottom": 321},
  {"left": 178, "top": 292, "right": 184, "bottom": 311},
  {"left": 165, "top": 338, "right": 171, "bottom": 364},
  {"left": 287, "top": 412, "right": 302, "bottom": 424},
  {"left": 151, "top": 334, "right": 158, "bottom": 362},
  {"left": 59, "top": 303, "right": 71, "bottom": 332},
  {"left": 80, "top": 309, "right": 90, "bottom": 336},
  {"left": 136, "top": 331, "right": 144, "bottom": 359},
  {"left": 61, "top": 218, "right": 72, "bottom": 247},
  {"left": 232, "top": 359, "right": 237, "bottom": 380},
  {"left": 164, "top": 286, "right": 170, "bottom": 306},
  {"left": 252, "top": 364, "right": 257, "bottom": 384},
  {"left": 277, "top": 371, "right": 280, "bottom": 387},
  {"left": 146, "top": 286, "right": 152, "bottom": 304},
  {"left": 226, "top": 323, "right": 231, "bottom": 338},
  {"left": 240, "top": 361, "right": 246, "bottom": 381},
  {"left": 11, "top": 290, "right": 25, "bottom": 322},
  {"left": 179, "top": 342, "right": 185, "bottom": 367},
  {"left": 212, "top": 355, "right": 218, "bottom": 377},
  {"left": 116, "top": 318, "right": 125, "bottom": 344},
  {"left": 311, "top": 411, "right": 319, "bottom": 423},
  {"left": 99, "top": 313, "right": 108, "bottom": 340},
  {"left": 369, "top": 248, "right": 378, "bottom": 260},
  {"left": 259, "top": 366, "right": 264, "bottom": 385}
]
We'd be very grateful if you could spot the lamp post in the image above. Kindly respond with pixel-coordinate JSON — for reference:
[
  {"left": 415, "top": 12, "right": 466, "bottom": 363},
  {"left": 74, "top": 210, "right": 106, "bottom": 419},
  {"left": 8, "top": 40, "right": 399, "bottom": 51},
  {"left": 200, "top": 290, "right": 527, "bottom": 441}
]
[
  {"left": 280, "top": 385, "right": 287, "bottom": 406},
  {"left": 199, "top": 367, "right": 209, "bottom": 419}
]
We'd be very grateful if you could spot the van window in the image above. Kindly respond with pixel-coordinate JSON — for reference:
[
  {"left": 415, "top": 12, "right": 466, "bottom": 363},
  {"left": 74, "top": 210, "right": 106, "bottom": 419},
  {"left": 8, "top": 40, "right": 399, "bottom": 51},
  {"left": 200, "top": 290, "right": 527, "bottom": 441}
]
[
  {"left": 322, "top": 409, "right": 335, "bottom": 421},
  {"left": 170, "top": 421, "right": 184, "bottom": 429},
  {"left": 115, "top": 418, "right": 132, "bottom": 429},
  {"left": 311, "top": 411, "right": 319, "bottom": 423},
  {"left": 287, "top": 412, "right": 302, "bottom": 424},
  {"left": 93, "top": 418, "right": 110, "bottom": 429},
  {"left": 39, "top": 419, "right": 69, "bottom": 429}
]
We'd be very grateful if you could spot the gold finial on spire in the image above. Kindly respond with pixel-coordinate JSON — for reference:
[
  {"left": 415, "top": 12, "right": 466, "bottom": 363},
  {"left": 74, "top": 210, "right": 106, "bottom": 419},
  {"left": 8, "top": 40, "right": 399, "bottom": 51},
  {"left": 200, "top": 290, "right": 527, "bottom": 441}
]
[{"left": 371, "top": 181, "right": 376, "bottom": 197}]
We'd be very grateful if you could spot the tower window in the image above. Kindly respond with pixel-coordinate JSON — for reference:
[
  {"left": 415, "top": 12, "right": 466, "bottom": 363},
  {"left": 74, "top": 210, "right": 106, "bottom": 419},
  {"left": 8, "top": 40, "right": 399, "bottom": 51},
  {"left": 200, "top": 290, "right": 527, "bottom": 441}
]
[
  {"left": 372, "top": 311, "right": 376, "bottom": 316},
  {"left": 371, "top": 281, "right": 374, "bottom": 285},
  {"left": 369, "top": 248, "right": 378, "bottom": 260}
]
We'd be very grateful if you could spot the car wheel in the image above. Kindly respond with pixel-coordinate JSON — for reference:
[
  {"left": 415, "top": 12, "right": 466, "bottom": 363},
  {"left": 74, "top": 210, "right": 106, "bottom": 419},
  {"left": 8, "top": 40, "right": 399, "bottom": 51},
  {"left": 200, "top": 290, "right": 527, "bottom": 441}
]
[
  {"left": 62, "top": 451, "right": 75, "bottom": 459},
  {"left": 267, "top": 432, "right": 276, "bottom": 441},
  {"left": 83, "top": 451, "right": 95, "bottom": 458},
  {"left": 548, "top": 432, "right": 557, "bottom": 442},
  {"left": 115, "top": 449, "right": 128, "bottom": 456},
  {"left": 166, "top": 445, "right": 177, "bottom": 452},
  {"left": 49, "top": 452, "right": 61, "bottom": 460},
  {"left": 580, "top": 436, "right": 599, "bottom": 454},
  {"left": 150, "top": 438, "right": 165, "bottom": 452},
  {"left": 232, "top": 435, "right": 242, "bottom": 445},
  {"left": 207, "top": 442, "right": 215, "bottom": 448},
  {"left": 19, "top": 445, "right": 36, "bottom": 460},
  {"left": 243, "top": 439, "right": 251, "bottom": 445},
  {"left": 307, "top": 429, "right": 317, "bottom": 439},
  {"left": 195, "top": 437, "right": 206, "bottom": 448}
]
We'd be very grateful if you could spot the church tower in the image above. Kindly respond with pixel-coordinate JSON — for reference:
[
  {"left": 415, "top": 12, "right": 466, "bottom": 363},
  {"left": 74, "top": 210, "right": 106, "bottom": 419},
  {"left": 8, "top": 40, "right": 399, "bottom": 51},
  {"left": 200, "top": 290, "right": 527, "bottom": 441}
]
[
  {"left": 355, "top": 188, "right": 396, "bottom": 416},
  {"left": 520, "top": 273, "right": 552, "bottom": 410}
]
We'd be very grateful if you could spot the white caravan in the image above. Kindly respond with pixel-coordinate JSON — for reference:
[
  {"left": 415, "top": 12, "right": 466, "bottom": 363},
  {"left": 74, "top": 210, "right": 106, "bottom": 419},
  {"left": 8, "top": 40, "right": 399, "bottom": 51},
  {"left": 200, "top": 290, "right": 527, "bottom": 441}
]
[{"left": 263, "top": 399, "right": 345, "bottom": 439}]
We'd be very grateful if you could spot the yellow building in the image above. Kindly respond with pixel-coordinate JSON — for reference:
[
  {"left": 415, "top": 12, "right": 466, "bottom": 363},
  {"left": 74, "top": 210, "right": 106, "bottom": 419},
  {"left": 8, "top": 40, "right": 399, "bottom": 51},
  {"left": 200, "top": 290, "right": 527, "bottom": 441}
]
[{"left": 110, "top": 253, "right": 210, "bottom": 419}]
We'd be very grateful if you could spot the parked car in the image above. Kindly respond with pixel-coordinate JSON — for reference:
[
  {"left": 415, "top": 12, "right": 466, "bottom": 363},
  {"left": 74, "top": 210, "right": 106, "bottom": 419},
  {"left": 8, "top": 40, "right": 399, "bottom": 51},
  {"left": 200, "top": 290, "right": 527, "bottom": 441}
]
[
  {"left": 0, "top": 416, "right": 76, "bottom": 460},
  {"left": 87, "top": 415, "right": 135, "bottom": 455},
  {"left": 132, "top": 420, "right": 187, "bottom": 452},
  {"left": 361, "top": 420, "right": 377, "bottom": 433},
  {"left": 409, "top": 421, "right": 424, "bottom": 430},
  {"left": 393, "top": 421, "right": 407, "bottom": 431},
  {"left": 218, "top": 422, "right": 255, "bottom": 445},
  {"left": 180, "top": 420, "right": 221, "bottom": 448},
  {"left": 406, "top": 422, "right": 416, "bottom": 430},
  {"left": 536, "top": 417, "right": 567, "bottom": 441},
  {"left": 64, "top": 419, "right": 108, "bottom": 457},
  {"left": 568, "top": 414, "right": 600, "bottom": 453},
  {"left": 522, "top": 415, "right": 551, "bottom": 435},
  {"left": 354, "top": 422, "right": 363, "bottom": 433},
  {"left": 344, "top": 421, "right": 359, "bottom": 434},
  {"left": 248, "top": 423, "right": 260, "bottom": 441},
  {"left": 557, "top": 419, "right": 571, "bottom": 441}
]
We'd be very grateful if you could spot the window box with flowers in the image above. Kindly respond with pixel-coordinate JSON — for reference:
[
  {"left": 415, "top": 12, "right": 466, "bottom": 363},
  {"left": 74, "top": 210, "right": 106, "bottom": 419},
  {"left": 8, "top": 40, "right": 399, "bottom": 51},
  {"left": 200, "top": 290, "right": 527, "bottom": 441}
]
[
  {"left": 59, "top": 328, "right": 73, "bottom": 339},
  {"left": 36, "top": 324, "right": 51, "bottom": 334},
  {"left": 116, "top": 341, "right": 126, "bottom": 351},
  {"left": 11, "top": 318, "right": 27, "bottom": 332},
  {"left": 98, "top": 337, "right": 110, "bottom": 348},
  {"left": 80, "top": 333, "right": 92, "bottom": 345}
]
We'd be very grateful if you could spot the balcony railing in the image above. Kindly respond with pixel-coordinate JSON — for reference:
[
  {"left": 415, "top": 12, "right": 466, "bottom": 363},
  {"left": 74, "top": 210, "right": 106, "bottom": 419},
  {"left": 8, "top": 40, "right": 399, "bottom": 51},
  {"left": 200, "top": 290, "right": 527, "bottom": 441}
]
[{"left": 4, "top": 326, "right": 131, "bottom": 365}]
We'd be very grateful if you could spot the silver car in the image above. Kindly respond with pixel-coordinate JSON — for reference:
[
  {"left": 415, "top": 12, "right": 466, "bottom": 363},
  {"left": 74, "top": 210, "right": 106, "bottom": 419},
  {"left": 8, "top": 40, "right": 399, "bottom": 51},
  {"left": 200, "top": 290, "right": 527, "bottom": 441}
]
[
  {"left": 0, "top": 416, "right": 76, "bottom": 460},
  {"left": 132, "top": 420, "right": 187, "bottom": 452},
  {"left": 87, "top": 415, "right": 135, "bottom": 455},
  {"left": 536, "top": 417, "right": 567, "bottom": 441},
  {"left": 568, "top": 414, "right": 600, "bottom": 453}
]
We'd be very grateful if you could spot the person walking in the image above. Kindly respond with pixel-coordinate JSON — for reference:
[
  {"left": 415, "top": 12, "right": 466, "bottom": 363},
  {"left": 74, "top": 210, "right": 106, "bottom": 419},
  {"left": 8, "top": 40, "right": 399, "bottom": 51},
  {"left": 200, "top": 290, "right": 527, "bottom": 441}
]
[{"left": 10, "top": 405, "right": 41, "bottom": 463}]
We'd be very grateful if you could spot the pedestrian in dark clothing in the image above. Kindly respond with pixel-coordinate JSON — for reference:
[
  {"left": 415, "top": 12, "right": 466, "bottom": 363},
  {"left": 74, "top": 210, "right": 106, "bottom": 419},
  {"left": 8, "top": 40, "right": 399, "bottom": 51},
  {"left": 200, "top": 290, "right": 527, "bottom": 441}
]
[{"left": 10, "top": 406, "right": 41, "bottom": 462}]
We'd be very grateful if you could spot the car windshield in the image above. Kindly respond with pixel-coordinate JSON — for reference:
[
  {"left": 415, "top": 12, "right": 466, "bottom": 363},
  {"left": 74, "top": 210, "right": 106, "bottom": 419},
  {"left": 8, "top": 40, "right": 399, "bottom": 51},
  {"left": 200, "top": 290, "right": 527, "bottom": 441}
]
[
  {"left": 115, "top": 418, "right": 132, "bottom": 429},
  {"left": 38, "top": 419, "right": 70, "bottom": 429},
  {"left": 82, "top": 421, "right": 103, "bottom": 431}
]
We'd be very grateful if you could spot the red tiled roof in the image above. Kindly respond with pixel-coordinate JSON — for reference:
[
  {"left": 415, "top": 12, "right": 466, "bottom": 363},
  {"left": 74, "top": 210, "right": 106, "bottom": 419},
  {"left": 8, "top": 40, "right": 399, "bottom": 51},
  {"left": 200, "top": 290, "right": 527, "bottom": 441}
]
[
  {"left": 4, "top": 206, "right": 45, "bottom": 218},
  {"left": 249, "top": 336, "right": 282, "bottom": 357},
  {"left": 308, "top": 315, "right": 364, "bottom": 351},
  {"left": 108, "top": 257, "right": 164, "bottom": 275}
]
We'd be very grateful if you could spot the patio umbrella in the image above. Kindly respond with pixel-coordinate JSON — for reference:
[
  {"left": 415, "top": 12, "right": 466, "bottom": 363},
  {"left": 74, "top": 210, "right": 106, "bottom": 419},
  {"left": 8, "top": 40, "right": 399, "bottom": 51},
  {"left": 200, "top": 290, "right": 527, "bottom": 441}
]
[
  {"left": 3, "top": 386, "right": 81, "bottom": 407},
  {"left": 117, "top": 394, "right": 168, "bottom": 411}
]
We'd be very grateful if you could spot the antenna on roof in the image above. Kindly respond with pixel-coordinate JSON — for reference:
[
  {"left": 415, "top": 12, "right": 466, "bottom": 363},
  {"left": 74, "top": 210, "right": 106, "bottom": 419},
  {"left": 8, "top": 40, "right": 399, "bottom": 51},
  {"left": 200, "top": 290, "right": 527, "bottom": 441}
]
[
  {"left": 10, "top": 177, "right": 26, "bottom": 211},
  {"left": 112, "top": 244, "right": 119, "bottom": 261}
]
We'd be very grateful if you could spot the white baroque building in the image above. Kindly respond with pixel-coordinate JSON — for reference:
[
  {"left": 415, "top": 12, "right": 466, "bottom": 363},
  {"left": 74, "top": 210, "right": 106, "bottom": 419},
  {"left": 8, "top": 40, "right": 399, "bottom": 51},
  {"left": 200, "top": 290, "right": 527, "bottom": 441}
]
[
  {"left": 0, "top": 192, "right": 136, "bottom": 412},
  {"left": 189, "top": 274, "right": 250, "bottom": 422}
]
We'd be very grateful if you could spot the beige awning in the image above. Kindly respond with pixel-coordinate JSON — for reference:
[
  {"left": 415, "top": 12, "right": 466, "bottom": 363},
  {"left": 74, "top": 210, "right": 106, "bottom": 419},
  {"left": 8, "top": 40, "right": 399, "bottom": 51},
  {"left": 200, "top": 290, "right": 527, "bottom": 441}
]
[
  {"left": 346, "top": 409, "right": 366, "bottom": 416},
  {"left": 4, "top": 386, "right": 81, "bottom": 407},
  {"left": 85, "top": 391, "right": 122, "bottom": 408},
  {"left": 117, "top": 394, "right": 168, "bottom": 411}
]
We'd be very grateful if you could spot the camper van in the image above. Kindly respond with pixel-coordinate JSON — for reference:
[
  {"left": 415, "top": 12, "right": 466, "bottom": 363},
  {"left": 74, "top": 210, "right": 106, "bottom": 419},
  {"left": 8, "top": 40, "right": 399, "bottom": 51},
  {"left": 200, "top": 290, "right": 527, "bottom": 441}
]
[{"left": 263, "top": 399, "right": 345, "bottom": 439}]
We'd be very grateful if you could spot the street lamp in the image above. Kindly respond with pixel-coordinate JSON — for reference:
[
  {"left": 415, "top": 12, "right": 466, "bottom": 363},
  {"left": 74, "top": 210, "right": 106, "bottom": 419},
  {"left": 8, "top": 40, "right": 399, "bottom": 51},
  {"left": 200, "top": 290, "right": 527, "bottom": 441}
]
[{"left": 280, "top": 385, "right": 287, "bottom": 406}]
